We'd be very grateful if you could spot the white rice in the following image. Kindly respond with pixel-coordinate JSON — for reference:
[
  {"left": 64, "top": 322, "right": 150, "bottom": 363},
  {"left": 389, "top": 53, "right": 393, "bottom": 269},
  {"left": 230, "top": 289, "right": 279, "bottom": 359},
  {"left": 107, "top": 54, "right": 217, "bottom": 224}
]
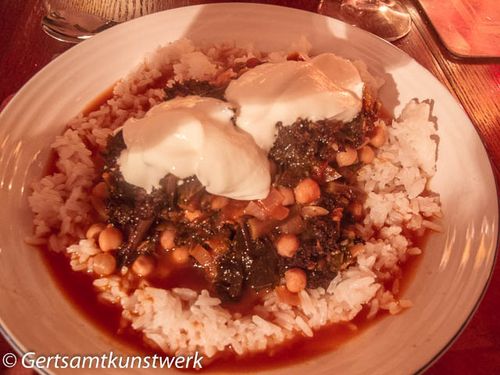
[{"left": 28, "top": 39, "right": 442, "bottom": 357}]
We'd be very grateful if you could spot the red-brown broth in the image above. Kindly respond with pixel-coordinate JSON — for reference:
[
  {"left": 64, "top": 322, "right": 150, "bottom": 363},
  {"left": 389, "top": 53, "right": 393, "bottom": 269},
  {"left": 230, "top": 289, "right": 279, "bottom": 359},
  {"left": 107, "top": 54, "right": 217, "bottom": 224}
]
[
  {"left": 38, "top": 87, "right": 427, "bottom": 371},
  {"left": 40, "top": 235, "right": 425, "bottom": 372}
]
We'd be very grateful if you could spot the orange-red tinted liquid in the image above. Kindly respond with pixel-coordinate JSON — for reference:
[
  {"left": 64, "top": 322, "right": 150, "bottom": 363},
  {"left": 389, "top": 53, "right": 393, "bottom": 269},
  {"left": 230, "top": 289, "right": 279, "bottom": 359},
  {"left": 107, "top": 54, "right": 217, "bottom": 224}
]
[
  {"left": 41, "top": 246, "right": 423, "bottom": 372},
  {"left": 39, "top": 90, "right": 425, "bottom": 371}
]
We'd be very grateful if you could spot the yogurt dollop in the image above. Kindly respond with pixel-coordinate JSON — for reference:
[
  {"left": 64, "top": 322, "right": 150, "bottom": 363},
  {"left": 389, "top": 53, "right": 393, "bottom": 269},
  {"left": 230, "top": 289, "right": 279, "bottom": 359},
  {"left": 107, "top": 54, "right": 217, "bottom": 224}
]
[
  {"left": 118, "top": 96, "right": 270, "bottom": 200},
  {"left": 225, "top": 53, "right": 364, "bottom": 151}
]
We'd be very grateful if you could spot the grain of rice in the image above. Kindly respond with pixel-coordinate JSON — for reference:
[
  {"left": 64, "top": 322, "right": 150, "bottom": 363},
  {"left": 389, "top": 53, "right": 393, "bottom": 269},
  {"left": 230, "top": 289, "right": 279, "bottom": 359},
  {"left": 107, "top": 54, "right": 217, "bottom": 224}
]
[
  {"left": 422, "top": 220, "right": 443, "bottom": 232},
  {"left": 407, "top": 247, "right": 422, "bottom": 255},
  {"left": 399, "top": 299, "right": 414, "bottom": 308}
]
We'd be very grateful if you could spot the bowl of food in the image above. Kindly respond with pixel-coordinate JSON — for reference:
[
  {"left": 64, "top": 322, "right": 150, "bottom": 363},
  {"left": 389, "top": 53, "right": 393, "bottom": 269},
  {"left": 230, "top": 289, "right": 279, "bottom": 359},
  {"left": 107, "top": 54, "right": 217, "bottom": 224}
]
[{"left": 0, "top": 4, "right": 497, "bottom": 374}]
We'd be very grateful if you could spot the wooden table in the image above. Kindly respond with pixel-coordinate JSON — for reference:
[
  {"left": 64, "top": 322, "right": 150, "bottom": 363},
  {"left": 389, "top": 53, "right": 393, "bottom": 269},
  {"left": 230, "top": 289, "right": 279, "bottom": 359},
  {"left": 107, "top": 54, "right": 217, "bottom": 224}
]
[{"left": 0, "top": 0, "right": 499, "bottom": 373}]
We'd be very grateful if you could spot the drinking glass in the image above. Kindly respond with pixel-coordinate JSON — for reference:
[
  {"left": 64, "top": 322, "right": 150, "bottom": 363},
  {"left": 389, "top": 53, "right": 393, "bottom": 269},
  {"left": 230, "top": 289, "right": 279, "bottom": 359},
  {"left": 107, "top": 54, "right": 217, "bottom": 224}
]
[{"left": 318, "top": 0, "right": 412, "bottom": 41}]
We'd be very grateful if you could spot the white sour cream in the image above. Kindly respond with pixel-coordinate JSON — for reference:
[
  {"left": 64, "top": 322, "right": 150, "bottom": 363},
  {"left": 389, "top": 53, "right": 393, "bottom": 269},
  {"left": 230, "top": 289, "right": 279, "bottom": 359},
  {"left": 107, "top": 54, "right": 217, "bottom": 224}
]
[
  {"left": 225, "top": 53, "right": 364, "bottom": 151},
  {"left": 118, "top": 96, "right": 270, "bottom": 200}
]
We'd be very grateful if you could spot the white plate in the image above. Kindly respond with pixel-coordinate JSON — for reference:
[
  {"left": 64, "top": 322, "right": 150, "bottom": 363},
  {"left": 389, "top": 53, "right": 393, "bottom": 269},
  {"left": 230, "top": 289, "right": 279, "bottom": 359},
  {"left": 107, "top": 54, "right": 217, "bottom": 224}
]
[{"left": 0, "top": 3, "right": 497, "bottom": 375}]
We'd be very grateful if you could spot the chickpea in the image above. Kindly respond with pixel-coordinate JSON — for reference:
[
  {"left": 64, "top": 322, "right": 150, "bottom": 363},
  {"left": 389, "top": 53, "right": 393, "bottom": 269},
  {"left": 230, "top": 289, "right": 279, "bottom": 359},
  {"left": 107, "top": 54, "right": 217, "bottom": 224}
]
[
  {"left": 277, "top": 186, "right": 295, "bottom": 206},
  {"left": 336, "top": 147, "right": 358, "bottom": 167},
  {"left": 93, "top": 253, "right": 116, "bottom": 276},
  {"left": 86, "top": 223, "right": 106, "bottom": 240},
  {"left": 132, "top": 255, "right": 155, "bottom": 277},
  {"left": 369, "top": 123, "right": 387, "bottom": 148},
  {"left": 294, "top": 178, "right": 320, "bottom": 204},
  {"left": 358, "top": 145, "right": 375, "bottom": 164},
  {"left": 171, "top": 246, "right": 190, "bottom": 265},
  {"left": 92, "top": 182, "right": 108, "bottom": 199},
  {"left": 211, "top": 196, "right": 229, "bottom": 210},
  {"left": 160, "top": 228, "right": 176, "bottom": 250},
  {"left": 98, "top": 226, "right": 123, "bottom": 252},
  {"left": 275, "top": 234, "right": 300, "bottom": 258},
  {"left": 285, "top": 268, "right": 307, "bottom": 293}
]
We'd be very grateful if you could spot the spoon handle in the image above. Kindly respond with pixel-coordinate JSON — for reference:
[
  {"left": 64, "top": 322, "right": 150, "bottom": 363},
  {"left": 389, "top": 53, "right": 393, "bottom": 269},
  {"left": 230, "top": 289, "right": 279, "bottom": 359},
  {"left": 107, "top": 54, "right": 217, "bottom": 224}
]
[{"left": 41, "top": 11, "right": 119, "bottom": 44}]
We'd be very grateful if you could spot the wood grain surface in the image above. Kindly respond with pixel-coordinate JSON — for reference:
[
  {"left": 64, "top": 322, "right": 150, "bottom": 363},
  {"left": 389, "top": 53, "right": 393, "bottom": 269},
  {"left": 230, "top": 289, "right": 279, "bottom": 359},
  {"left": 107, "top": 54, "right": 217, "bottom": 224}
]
[{"left": 0, "top": 0, "right": 499, "bottom": 374}]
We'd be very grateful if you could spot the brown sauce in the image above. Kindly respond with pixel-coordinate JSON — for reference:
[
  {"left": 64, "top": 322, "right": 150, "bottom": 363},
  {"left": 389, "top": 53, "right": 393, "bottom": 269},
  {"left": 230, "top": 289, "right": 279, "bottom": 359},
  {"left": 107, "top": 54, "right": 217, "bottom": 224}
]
[
  {"left": 199, "top": 314, "right": 382, "bottom": 373},
  {"left": 40, "top": 234, "right": 425, "bottom": 372},
  {"left": 82, "top": 86, "right": 114, "bottom": 116},
  {"left": 399, "top": 230, "right": 427, "bottom": 294},
  {"left": 41, "top": 250, "right": 141, "bottom": 348},
  {"left": 38, "top": 85, "right": 429, "bottom": 371}
]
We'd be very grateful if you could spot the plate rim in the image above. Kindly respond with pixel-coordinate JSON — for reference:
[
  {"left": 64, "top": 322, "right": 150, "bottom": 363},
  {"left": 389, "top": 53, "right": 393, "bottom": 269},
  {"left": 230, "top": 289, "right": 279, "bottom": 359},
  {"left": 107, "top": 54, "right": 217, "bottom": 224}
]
[{"left": 0, "top": 3, "right": 498, "bottom": 374}]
